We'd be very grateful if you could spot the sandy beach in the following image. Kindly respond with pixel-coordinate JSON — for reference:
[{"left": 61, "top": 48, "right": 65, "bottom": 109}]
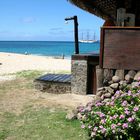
[{"left": 0, "top": 52, "right": 71, "bottom": 74}]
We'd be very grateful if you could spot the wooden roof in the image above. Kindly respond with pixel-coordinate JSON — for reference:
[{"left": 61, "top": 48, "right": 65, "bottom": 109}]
[{"left": 68, "top": 0, "right": 140, "bottom": 25}]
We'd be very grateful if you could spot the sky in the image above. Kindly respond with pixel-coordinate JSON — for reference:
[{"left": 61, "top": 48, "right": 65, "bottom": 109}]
[{"left": 0, "top": 0, "right": 104, "bottom": 41}]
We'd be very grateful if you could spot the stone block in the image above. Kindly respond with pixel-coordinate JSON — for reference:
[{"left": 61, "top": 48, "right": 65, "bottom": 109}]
[
  {"left": 134, "top": 71, "right": 140, "bottom": 81},
  {"left": 115, "top": 69, "right": 125, "bottom": 80},
  {"left": 112, "top": 76, "right": 120, "bottom": 83},
  {"left": 96, "top": 66, "right": 104, "bottom": 89},
  {"left": 104, "top": 69, "right": 114, "bottom": 82}
]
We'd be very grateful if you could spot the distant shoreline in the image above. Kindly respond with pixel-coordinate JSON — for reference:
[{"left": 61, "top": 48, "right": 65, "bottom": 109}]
[
  {"left": 0, "top": 51, "right": 71, "bottom": 60},
  {"left": 0, "top": 41, "right": 100, "bottom": 57}
]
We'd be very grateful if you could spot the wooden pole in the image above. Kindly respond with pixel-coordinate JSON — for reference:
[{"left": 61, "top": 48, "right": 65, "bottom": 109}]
[{"left": 73, "top": 16, "right": 79, "bottom": 54}]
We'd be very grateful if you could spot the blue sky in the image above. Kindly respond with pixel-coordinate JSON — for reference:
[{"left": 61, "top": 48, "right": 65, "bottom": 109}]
[{"left": 0, "top": 0, "right": 104, "bottom": 41}]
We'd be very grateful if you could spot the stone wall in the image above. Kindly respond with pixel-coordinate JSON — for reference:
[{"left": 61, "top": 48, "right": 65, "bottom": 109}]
[
  {"left": 96, "top": 67, "right": 140, "bottom": 102},
  {"left": 34, "top": 81, "right": 71, "bottom": 94},
  {"left": 71, "top": 60, "right": 88, "bottom": 95}
]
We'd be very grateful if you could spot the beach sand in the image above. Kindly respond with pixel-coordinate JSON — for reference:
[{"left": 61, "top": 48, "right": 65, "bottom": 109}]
[{"left": 0, "top": 52, "right": 71, "bottom": 74}]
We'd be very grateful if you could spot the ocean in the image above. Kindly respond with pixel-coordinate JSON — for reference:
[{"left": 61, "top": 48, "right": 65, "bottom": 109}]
[{"left": 0, "top": 41, "right": 100, "bottom": 58}]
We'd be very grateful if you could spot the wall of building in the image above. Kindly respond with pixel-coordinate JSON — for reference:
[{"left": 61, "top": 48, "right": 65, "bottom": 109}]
[{"left": 34, "top": 81, "right": 71, "bottom": 94}]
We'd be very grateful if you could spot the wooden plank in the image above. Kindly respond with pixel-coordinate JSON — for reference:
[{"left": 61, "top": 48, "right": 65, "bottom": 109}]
[
  {"left": 102, "top": 28, "right": 140, "bottom": 70},
  {"left": 99, "top": 27, "right": 105, "bottom": 68}
]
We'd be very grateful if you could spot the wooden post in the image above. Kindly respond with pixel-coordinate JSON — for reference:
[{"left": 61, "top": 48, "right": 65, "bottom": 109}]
[{"left": 74, "top": 16, "right": 79, "bottom": 54}]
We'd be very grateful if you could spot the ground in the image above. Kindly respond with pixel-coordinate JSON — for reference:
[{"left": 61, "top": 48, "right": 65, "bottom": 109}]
[{"left": 0, "top": 70, "right": 93, "bottom": 140}]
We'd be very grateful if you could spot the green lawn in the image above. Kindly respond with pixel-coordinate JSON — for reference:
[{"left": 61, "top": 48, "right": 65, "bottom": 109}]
[
  {"left": 0, "top": 70, "right": 88, "bottom": 140},
  {"left": 0, "top": 108, "right": 88, "bottom": 140}
]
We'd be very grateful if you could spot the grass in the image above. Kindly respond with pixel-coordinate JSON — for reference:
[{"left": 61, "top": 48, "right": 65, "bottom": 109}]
[
  {"left": 16, "top": 70, "right": 45, "bottom": 79},
  {"left": 0, "top": 107, "right": 88, "bottom": 140},
  {"left": 0, "top": 70, "right": 88, "bottom": 140}
]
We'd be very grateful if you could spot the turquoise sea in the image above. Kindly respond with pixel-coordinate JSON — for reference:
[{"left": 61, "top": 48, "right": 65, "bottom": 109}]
[{"left": 0, "top": 41, "right": 100, "bottom": 58}]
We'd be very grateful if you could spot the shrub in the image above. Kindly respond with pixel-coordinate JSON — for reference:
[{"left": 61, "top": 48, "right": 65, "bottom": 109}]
[{"left": 78, "top": 78, "right": 140, "bottom": 140}]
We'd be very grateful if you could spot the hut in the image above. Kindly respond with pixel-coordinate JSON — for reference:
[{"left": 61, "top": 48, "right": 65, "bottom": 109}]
[
  {"left": 35, "top": 0, "right": 140, "bottom": 96},
  {"left": 69, "top": 0, "right": 140, "bottom": 95}
]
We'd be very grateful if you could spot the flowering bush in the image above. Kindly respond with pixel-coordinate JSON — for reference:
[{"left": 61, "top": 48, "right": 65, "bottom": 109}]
[{"left": 78, "top": 78, "right": 140, "bottom": 140}]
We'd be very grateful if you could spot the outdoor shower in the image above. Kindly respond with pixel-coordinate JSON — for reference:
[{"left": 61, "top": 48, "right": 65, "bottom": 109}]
[{"left": 65, "top": 16, "right": 79, "bottom": 54}]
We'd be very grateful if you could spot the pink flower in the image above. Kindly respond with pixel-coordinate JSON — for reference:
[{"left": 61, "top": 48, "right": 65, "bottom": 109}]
[
  {"left": 99, "top": 113, "right": 105, "bottom": 118},
  {"left": 138, "top": 77, "right": 140, "bottom": 81},
  {"left": 122, "top": 123, "right": 128, "bottom": 129},
  {"left": 110, "top": 101, "right": 114, "bottom": 106},
  {"left": 117, "top": 123, "right": 121, "bottom": 126},
  {"left": 119, "top": 114, "right": 125, "bottom": 119},
  {"left": 81, "top": 124, "right": 85, "bottom": 129},
  {"left": 93, "top": 127, "right": 98, "bottom": 132},
  {"left": 95, "top": 102, "right": 103, "bottom": 107},
  {"left": 110, "top": 116, "right": 113, "bottom": 120},
  {"left": 101, "top": 128, "right": 106, "bottom": 134},
  {"left": 133, "top": 106, "right": 139, "bottom": 112},
  {"left": 125, "top": 110, "right": 130, "bottom": 115},
  {"left": 127, "top": 117, "right": 134, "bottom": 122},
  {"left": 113, "top": 114, "right": 118, "bottom": 119},
  {"left": 116, "top": 90, "right": 120, "bottom": 94},
  {"left": 111, "top": 124, "right": 116, "bottom": 129},
  {"left": 122, "top": 101, "right": 127, "bottom": 106},
  {"left": 111, "top": 96, "right": 115, "bottom": 100},
  {"left": 101, "top": 119, "right": 106, "bottom": 124},
  {"left": 88, "top": 125, "right": 92, "bottom": 129},
  {"left": 127, "top": 90, "right": 132, "bottom": 96},
  {"left": 99, "top": 125, "right": 103, "bottom": 129}
]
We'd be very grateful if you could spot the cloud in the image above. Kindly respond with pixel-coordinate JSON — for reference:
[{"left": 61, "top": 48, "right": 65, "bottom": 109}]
[
  {"left": 21, "top": 17, "right": 36, "bottom": 23},
  {"left": 0, "top": 30, "right": 11, "bottom": 34},
  {"left": 50, "top": 27, "right": 63, "bottom": 31}
]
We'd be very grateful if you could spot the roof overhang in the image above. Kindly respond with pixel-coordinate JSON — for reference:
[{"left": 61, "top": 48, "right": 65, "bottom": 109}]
[{"left": 68, "top": 0, "right": 140, "bottom": 23}]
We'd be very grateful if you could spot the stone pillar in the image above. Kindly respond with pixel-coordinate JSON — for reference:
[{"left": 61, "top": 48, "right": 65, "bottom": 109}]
[
  {"left": 71, "top": 60, "right": 88, "bottom": 95},
  {"left": 96, "top": 65, "right": 104, "bottom": 89}
]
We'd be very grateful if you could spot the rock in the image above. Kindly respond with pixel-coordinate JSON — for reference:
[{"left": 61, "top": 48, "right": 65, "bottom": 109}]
[
  {"left": 131, "top": 82, "right": 139, "bottom": 88},
  {"left": 134, "top": 71, "right": 140, "bottom": 81},
  {"left": 115, "top": 69, "right": 125, "bottom": 80},
  {"left": 105, "top": 87, "right": 114, "bottom": 94},
  {"left": 104, "top": 69, "right": 114, "bottom": 82},
  {"left": 119, "top": 81, "right": 127, "bottom": 89},
  {"left": 94, "top": 95, "right": 102, "bottom": 102},
  {"left": 96, "top": 91, "right": 104, "bottom": 97},
  {"left": 101, "top": 95, "right": 104, "bottom": 100},
  {"left": 128, "top": 70, "right": 136, "bottom": 78},
  {"left": 110, "top": 83, "right": 119, "bottom": 90},
  {"left": 97, "top": 87, "right": 105, "bottom": 92},
  {"left": 66, "top": 110, "right": 77, "bottom": 120},
  {"left": 103, "top": 79, "right": 109, "bottom": 86},
  {"left": 127, "top": 84, "right": 132, "bottom": 89},
  {"left": 125, "top": 74, "right": 133, "bottom": 83},
  {"left": 77, "top": 113, "right": 82, "bottom": 120},
  {"left": 119, "top": 80, "right": 127, "bottom": 86},
  {"left": 102, "top": 98, "right": 111, "bottom": 103},
  {"left": 108, "top": 80, "right": 113, "bottom": 85},
  {"left": 104, "top": 93, "right": 112, "bottom": 98},
  {"left": 112, "top": 76, "right": 120, "bottom": 83}
]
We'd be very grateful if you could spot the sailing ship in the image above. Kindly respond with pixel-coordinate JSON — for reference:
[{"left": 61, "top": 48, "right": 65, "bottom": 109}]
[{"left": 79, "top": 32, "right": 98, "bottom": 43}]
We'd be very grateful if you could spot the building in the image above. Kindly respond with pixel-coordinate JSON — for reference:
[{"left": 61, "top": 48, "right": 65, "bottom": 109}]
[{"left": 69, "top": 0, "right": 140, "bottom": 95}]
